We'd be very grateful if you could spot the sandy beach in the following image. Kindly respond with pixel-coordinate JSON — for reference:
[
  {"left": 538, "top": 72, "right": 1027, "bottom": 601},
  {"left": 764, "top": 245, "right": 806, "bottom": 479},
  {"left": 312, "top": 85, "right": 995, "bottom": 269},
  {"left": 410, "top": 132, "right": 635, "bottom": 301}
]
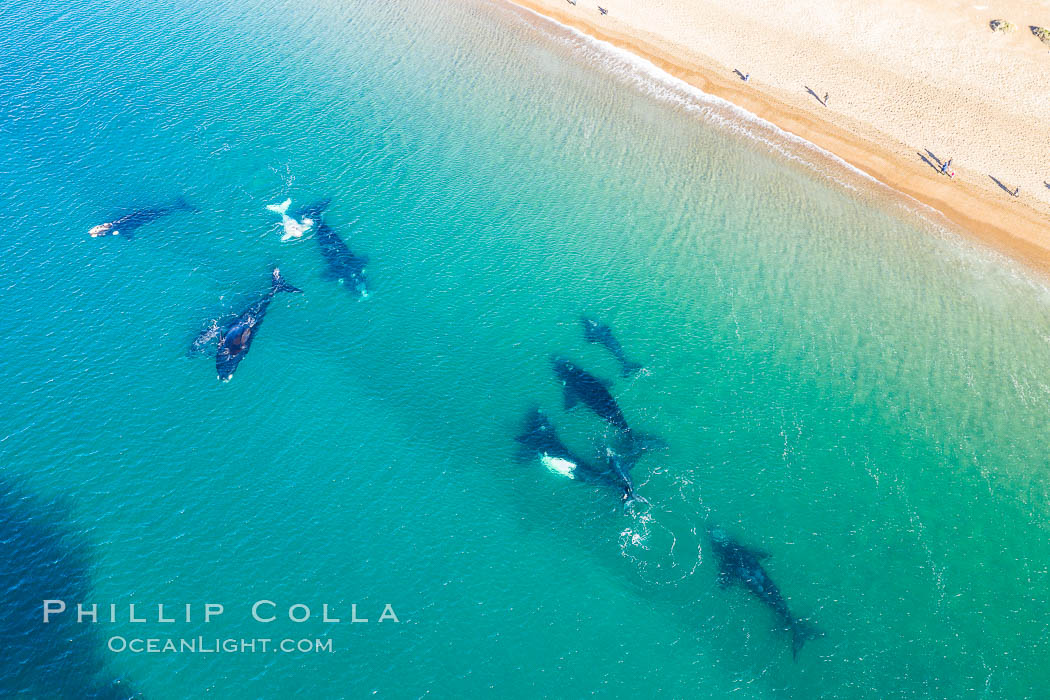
[{"left": 508, "top": 0, "right": 1050, "bottom": 273}]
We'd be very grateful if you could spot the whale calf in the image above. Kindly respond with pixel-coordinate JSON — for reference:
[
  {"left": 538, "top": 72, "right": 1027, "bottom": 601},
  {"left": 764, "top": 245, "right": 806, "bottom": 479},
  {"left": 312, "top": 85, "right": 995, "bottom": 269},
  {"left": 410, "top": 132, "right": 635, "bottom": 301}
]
[
  {"left": 298, "top": 199, "right": 369, "bottom": 297},
  {"left": 266, "top": 199, "right": 314, "bottom": 241},
  {"left": 707, "top": 526, "right": 823, "bottom": 659},
  {"left": 214, "top": 268, "right": 301, "bottom": 381},
  {"left": 515, "top": 408, "right": 643, "bottom": 505},
  {"left": 88, "top": 197, "right": 195, "bottom": 238},
  {"left": 581, "top": 318, "right": 643, "bottom": 377}
]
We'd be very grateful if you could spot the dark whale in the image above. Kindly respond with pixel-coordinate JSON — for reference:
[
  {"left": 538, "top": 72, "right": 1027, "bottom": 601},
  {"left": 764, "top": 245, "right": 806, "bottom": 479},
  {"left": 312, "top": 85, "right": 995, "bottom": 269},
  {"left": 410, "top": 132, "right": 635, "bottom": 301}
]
[
  {"left": 515, "top": 408, "right": 643, "bottom": 505},
  {"left": 581, "top": 317, "right": 643, "bottom": 377},
  {"left": 550, "top": 357, "right": 665, "bottom": 459},
  {"left": 89, "top": 197, "right": 195, "bottom": 238},
  {"left": 708, "top": 526, "right": 823, "bottom": 659},
  {"left": 551, "top": 356, "right": 630, "bottom": 432},
  {"left": 214, "top": 268, "right": 301, "bottom": 381},
  {"left": 298, "top": 199, "right": 369, "bottom": 298}
]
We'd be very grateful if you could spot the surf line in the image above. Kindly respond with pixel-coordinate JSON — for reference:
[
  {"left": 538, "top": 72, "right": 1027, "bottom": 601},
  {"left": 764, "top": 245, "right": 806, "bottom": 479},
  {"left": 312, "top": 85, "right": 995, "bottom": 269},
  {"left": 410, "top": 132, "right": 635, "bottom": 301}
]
[{"left": 503, "top": 0, "right": 985, "bottom": 242}]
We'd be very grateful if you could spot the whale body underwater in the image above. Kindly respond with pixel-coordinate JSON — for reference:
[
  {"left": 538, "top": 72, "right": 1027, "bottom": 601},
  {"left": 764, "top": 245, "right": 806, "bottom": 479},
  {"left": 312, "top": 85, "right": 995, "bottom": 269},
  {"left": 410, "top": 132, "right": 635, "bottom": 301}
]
[
  {"left": 88, "top": 197, "right": 195, "bottom": 238},
  {"left": 515, "top": 408, "right": 644, "bottom": 505},
  {"left": 708, "top": 526, "right": 823, "bottom": 659},
  {"left": 550, "top": 356, "right": 631, "bottom": 432},
  {"left": 297, "top": 199, "right": 369, "bottom": 297},
  {"left": 581, "top": 317, "right": 643, "bottom": 378}
]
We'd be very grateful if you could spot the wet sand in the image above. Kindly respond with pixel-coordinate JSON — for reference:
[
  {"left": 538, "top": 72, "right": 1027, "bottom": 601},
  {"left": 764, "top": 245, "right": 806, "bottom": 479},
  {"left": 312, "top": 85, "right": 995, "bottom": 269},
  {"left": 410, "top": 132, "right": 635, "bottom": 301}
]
[{"left": 507, "top": 0, "right": 1050, "bottom": 274}]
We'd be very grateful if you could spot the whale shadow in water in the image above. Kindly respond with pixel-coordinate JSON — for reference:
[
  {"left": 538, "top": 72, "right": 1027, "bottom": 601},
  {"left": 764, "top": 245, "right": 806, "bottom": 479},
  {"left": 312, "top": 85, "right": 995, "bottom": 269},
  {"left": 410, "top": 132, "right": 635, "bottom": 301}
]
[{"left": 0, "top": 476, "right": 141, "bottom": 698}]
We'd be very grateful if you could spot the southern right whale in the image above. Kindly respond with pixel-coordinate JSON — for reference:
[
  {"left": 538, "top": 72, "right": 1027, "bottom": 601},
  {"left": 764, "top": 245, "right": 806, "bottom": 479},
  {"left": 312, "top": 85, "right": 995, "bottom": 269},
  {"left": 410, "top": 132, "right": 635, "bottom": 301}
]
[
  {"left": 214, "top": 268, "right": 301, "bottom": 381},
  {"left": 551, "top": 356, "right": 630, "bottom": 432},
  {"left": 550, "top": 356, "right": 665, "bottom": 456},
  {"left": 515, "top": 408, "right": 644, "bottom": 505},
  {"left": 88, "top": 197, "right": 195, "bottom": 238},
  {"left": 707, "top": 526, "right": 823, "bottom": 659},
  {"left": 581, "top": 317, "right": 643, "bottom": 377},
  {"left": 266, "top": 198, "right": 314, "bottom": 241},
  {"left": 298, "top": 199, "right": 369, "bottom": 297}
]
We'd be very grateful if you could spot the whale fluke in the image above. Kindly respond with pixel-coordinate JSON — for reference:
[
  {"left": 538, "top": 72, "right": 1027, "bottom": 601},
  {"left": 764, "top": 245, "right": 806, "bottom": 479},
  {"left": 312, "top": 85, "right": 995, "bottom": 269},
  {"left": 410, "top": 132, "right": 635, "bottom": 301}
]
[
  {"left": 580, "top": 317, "right": 644, "bottom": 378},
  {"left": 791, "top": 619, "right": 824, "bottom": 660},
  {"left": 620, "top": 360, "right": 644, "bottom": 378},
  {"left": 621, "top": 431, "right": 666, "bottom": 457},
  {"left": 266, "top": 198, "right": 292, "bottom": 215},
  {"left": 271, "top": 268, "right": 302, "bottom": 295},
  {"left": 174, "top": 196, "right": 198, "bottom": 213}
]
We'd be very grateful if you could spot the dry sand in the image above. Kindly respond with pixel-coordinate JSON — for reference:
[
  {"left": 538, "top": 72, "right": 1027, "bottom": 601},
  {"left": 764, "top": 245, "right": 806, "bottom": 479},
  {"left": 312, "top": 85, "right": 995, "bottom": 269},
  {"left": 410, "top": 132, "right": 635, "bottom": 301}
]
[{"left": 507, "top": 0, "right": 1050, "bottom": 273}]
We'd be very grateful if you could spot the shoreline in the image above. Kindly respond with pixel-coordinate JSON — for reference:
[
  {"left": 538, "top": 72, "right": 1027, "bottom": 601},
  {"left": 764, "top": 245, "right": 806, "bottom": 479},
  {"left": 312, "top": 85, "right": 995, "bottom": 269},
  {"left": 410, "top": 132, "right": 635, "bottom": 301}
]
[{"left": 505, "top": 0, "right": 1050, "bottom": 276}]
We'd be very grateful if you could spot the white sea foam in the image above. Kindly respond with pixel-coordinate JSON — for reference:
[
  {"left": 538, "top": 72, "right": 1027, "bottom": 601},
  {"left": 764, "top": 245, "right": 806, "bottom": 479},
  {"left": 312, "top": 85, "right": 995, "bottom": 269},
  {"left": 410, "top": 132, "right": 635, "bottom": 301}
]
[{"left": 511, "top": 3, "right": 880, "bottom": 189}]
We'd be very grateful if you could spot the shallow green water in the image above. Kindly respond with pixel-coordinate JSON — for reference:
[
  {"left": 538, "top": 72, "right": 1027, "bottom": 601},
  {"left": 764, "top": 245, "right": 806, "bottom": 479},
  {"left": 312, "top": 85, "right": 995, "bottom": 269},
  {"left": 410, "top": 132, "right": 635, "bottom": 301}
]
[{"left": 2, "top": 0, "right": 1050, "bottom": 697}]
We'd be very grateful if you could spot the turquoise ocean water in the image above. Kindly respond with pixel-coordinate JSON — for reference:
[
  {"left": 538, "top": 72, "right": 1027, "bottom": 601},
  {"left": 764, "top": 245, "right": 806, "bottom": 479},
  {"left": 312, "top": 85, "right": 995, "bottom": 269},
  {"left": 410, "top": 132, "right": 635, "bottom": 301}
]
[{"left": 3, "top": 0, "right": 1050, "bottom": 696}]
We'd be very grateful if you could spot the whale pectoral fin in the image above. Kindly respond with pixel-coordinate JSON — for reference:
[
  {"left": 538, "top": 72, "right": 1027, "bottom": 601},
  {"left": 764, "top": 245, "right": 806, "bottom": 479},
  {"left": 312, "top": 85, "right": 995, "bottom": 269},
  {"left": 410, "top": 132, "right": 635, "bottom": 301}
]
[{"left": 563, "top": 385, "right": 579, "bottom": 410}]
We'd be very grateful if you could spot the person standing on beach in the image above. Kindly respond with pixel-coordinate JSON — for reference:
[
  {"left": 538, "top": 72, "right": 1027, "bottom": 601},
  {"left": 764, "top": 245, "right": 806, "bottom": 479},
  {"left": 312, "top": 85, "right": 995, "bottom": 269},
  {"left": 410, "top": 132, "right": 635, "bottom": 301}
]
[
  {"left": 941, "top": 158, "right": 951, "bottom": 175},
  {"left": 1013, "top": 186, "right": 1020, "bottom": 197},
  {"left": 823, "top": 92, "right": 828, "bottom": 105}
]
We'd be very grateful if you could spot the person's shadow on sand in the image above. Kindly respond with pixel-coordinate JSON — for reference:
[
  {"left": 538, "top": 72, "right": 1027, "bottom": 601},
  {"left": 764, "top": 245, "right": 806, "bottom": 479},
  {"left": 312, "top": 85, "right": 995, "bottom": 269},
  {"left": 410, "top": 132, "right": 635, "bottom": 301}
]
[
  {"left": 804, "top": 86, "right": 826, "bottom": 106},
  {"left": 918, "top": 149, "right": 944, "bottom": 173},
  {"left": 989, "top": 175, "right": 1017, "bottom": 196}
]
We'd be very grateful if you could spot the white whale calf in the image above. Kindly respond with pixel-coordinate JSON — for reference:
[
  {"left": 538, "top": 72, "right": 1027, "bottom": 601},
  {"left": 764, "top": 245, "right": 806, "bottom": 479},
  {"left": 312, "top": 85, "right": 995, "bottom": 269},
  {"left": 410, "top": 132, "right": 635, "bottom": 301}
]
[{"left": 266, "top": 199, "right": 314, "bottom": 241}]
